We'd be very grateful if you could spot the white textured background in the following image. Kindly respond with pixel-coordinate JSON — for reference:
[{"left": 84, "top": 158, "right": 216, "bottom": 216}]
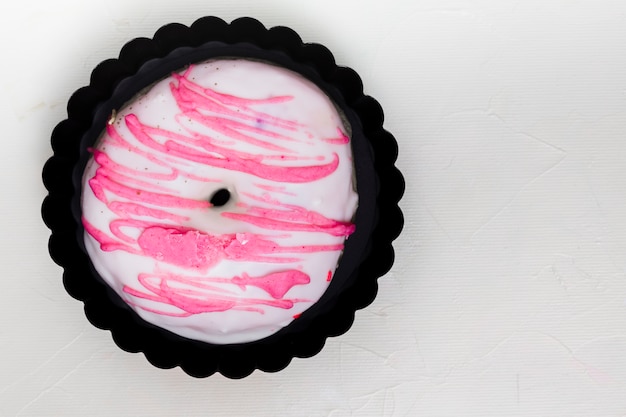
[{"left": 2, "top": 0, "right": 626, "bottom": 416}]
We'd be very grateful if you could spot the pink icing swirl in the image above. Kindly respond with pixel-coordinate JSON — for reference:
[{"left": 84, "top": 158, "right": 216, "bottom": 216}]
[{"left": 82, "top": 63, "right": 355, "bottom": 319}]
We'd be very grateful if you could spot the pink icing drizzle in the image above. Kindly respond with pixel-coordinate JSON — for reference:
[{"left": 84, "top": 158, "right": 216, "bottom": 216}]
[
  {"left": 123, "top": 270, "right": 311, "bottom": 315},
  {"left": 83, "top": 64, "right": 355, "bottom": 318}
]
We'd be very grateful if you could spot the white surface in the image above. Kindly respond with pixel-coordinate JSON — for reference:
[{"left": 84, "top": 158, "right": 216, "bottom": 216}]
[{"left": 1, "top": 0, "right": 626, "bottom": 416}]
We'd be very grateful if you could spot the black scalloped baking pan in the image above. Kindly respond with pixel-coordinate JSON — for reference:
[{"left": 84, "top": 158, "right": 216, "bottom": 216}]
[{"left": 42, "top": 16, "right": 404, "bottom": 378}]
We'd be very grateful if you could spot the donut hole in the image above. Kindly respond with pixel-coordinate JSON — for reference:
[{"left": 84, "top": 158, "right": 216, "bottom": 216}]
[{"left": 210, "top": 188, "right": 231, "bottom": 207}]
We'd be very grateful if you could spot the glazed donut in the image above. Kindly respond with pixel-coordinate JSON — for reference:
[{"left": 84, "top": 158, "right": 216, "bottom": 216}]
[{"left": 81, "top": 58, "right": 358, "bottom": 344}]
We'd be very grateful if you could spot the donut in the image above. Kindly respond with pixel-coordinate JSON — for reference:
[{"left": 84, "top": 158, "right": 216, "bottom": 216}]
[{"left": 80, "top": 59, "right": 358, "bottom": 344}]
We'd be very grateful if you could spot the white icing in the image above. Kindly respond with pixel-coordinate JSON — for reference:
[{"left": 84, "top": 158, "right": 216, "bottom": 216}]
[{"left": 81, "top": 59, "right": 358, "bottom": 344}]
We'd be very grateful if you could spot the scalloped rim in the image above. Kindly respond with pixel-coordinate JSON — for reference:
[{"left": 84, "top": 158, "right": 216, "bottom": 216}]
[{"left": 42, "top": 16, "right": 404, "bottom": 378}]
